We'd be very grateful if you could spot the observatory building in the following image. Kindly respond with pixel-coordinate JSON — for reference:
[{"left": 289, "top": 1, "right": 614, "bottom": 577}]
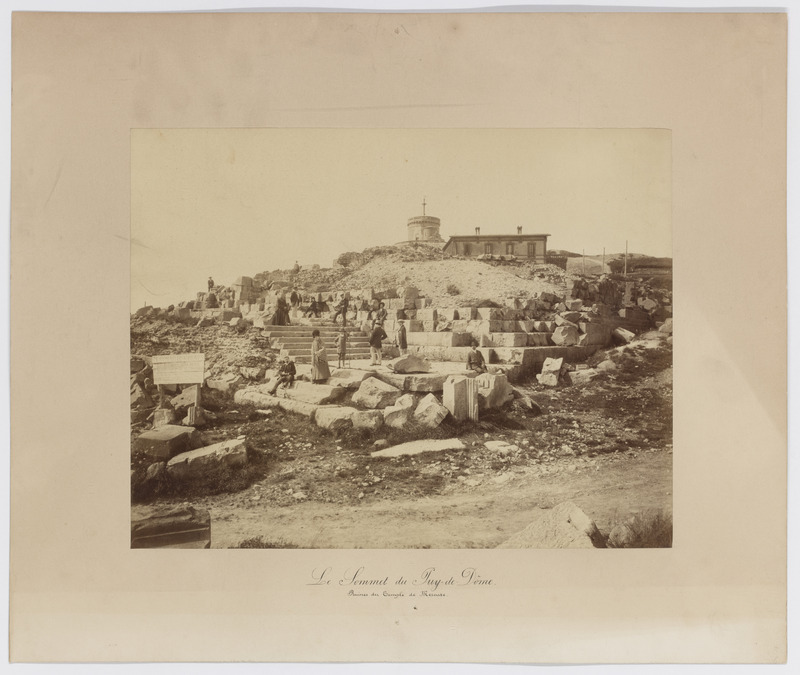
[{"left": 406, "top": 198, "right": 444, "bottom": 243}]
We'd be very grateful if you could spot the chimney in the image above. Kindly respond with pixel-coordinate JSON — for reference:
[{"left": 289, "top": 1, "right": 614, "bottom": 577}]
[
  {"left": 475, "top": 227, "right": 480, "bottom": 236},
  {"left": 517, "top": 226, "right": 522, "bottom": 235}
]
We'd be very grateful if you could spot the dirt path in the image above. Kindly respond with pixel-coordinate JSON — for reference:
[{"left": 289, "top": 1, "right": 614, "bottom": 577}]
[{"left": 199, "top": 450, "right": 671, "bottom": 548}]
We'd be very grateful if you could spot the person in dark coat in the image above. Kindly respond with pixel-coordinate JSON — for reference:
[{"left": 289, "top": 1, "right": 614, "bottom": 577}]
[
  {"left": 271, "top": 294, "right": 291, "bottom": 325},
  {"left": 396, "top": 322, "right": 408, "bottom": 355},
  {"left": 268, "top": 356, "right": 296, "bottom": 394},
  {"left": 290, "top": 288, "right": 299, "bottom": 307},
  {"left": 369, "top": 321, "right": 388, "bottom": 366},
  {"left": 466, "top": 344, "right": 487, "bottom": 374},
  {"left": 332, "top": 296, "right": 349, "bottom": 325},
  {"left": 207, "top": 276, "right": 214, "bottom": 291}
]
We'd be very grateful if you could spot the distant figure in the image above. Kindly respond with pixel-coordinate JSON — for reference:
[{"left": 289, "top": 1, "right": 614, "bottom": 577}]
[
  {"left": 335, "top": 328, "right": 348, "bottom": 368},
  {"left": 332, "top": 296, "right": 349, "bottom": 325},
  {"left": 311, "top": 329, "right": 331, "bottom": 383},
  {"left": 268, "top": 356, "right": 296, "bottom": 395},
  {"left": 370, "top": 301, "right": 387, "bottom": 325},
  {"left": 271, "top": 294, "right": 291, "bottom": 326},
  {"left": 369, "top": 321, "right": 388, "bottom": 366},
  {"left": 359, "top": 299, "right": 370, "bottom": 312},
  {"left": 207, "top": 277, "right": 214, "bottom": 291},
  {"left": 290, "top": 288, "right": 300, "bottom": 307},
  {"left": 304, "top": 298, "right": 320, "bottom": 318},
  {"left": 396, "top": 322, "right": 408, "bottom": 355},
  {"left": 466, "top": 344, "right": 487, "bottom": 374},
  {"left": 292, "top": 260, "right": 301, "bottom": 275}
]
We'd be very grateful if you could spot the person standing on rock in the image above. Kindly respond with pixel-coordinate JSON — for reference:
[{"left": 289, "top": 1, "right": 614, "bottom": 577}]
[
  {"left": 335, "top": 328, "right": 347, "bottom": 368},
  {"left": 396, "top": 321, "right": 408, "bottom": 355},
  {"left": 466, "top": 343, "right": 487, "bottom": 374},
  {"left": 207, "top": 276, "right": 214, "bottom": 292},
  {"left": 369, "top": 321, "right": 388, "bottom": 366},
  {"left": 311, "top": 329, "right": 331, "bottom": 383}
]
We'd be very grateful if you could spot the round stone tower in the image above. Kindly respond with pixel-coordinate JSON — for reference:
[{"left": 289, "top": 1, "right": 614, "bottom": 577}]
[{"left": 407, "top": 198, "right": 443, "bottom": 243}]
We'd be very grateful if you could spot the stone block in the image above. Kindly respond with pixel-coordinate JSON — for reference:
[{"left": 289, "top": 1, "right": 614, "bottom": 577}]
[
  {"left": 283, "top": 381, "right": 347, "bottom": 406},
  {"left": 658, "top": 318, "right": 673, "bottom": 334},
  {"left": 438, "top": 308, "right": 459, "bottom": 321},
  {"left": 416, "top": 308, "right": 438, "bottom": 322},
  {"left": 413, "top": 393, "right": 449, "bottom": 427},
  {"left": 397, "top": 285, "right": 419, "bottom": 299},
  {"left": 577, "top": 322, "right": 610, "bottom": 346},
  {"left": 131, "top": 505, "right": 211, "bottom": 549},
  {"left": 613, "top": 327, "right": 635, "bottom": 344},
  {"left": 515, "top": 320, "right": 536, "bottom": 332},
  {"left": 370, "top": 438, "right": 466, "bottom": 458},
  {"left": 170, "top": 385, "right": 200, "bottom": 410},
  {"left": 421, "top": 320, "right": 436, "bottom": 332},
  {"left": 403, "top": 320, "right": 424, "bottom": 332},
  {"left": 527, "top": 333, "right": 550, "bottom": 347},
  {"left": 551, "top": 325, "right": 580, "bottom": 346},
  {"left": 133, "top": 425, "right": 194, "bottom": 461},
  {"left": 315, "top": 405, "right": 356, "bottom": 431},
  {"left": 352, "top": 410, "right": 384, "bottom": 431},
  {"left": 568, "top": 369, "right": 597, "bottom": 385},
  {"left": 131, "top": 384, "right": 154, "bottom": 409},
  {"left": 536, "top": 357, "right": 563, "bottom": 387},
  {"left": 476, "top": 307, "right": 503, "bottom": 321},
  {"left": 443, "top": 375, "right": 479, "bottom": 422},
  {"left": 475, "top": 372, "right": 514, "bottom": 409},
  {"left": 406, "top": 373, "right": 449, "bottom": 392},
  {"left": 352, "top": 377, "right": 403, "bottom": 409},
  {"left": 496, "top": 501, "right": 604, "bottom": 548},
  {"left": 388, "top": 354, "right": 432, "bottom": 373},
  {"left": 327, "top": 369, "right": 372, "bottom": 390},
  {"left": 490, "top": 333, "right": 528, "bottom": 347},
  {"left": 206, "top": 373, "right": 244, "bottom": 392},
  {"left": 166, "top": 438, "right": 248, "bottom": 480},
  {"left": 383, "top": 394, "right": 415, "bottom": 428},
  {"left": 565, "top": 298, "right": 583, "bottom": 311},
  {"left": 153, "top": 408, "right": 177, "bottom": 429}
]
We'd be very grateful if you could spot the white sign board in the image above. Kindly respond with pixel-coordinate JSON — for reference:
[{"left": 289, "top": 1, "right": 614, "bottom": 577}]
[{"left": 152, "top": 353, "right": 205, "bottom": 386}]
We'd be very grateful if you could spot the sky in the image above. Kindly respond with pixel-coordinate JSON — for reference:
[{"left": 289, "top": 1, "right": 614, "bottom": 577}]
[{"left": 131, "top": 128, "right": 671, "bottom": 310}]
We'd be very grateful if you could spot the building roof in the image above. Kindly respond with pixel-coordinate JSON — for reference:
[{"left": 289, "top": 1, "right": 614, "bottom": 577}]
[{"left": 445, "top": 233, "right": 550, "bottom": 240}]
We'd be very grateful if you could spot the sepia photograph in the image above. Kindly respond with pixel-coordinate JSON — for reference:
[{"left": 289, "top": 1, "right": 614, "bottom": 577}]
[
  {"left": 130, "top": 128, "right": 673, "bottom": 550},
  {"left": 10, "top": 8, "right": 787, "bottom": 663}
]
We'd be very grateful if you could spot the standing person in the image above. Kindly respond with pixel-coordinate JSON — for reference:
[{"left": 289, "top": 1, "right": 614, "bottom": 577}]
[
  {"left": 370, "top": 301, "right": 388, "bottom": 326},
  {"left": 466, "top": 343, "right": 487, "bottom": 374},
  {"left": 335, "top": 328, "right": 347, "bottom": 368},
  {"left": 332, "top": 296, "right": 349, "bottom": 325},
  {"left": 290, "top": 288, "right": 299, "bottom": 307},
  {"left": 272, "top": 293, "right": 291, "bottom": 325},
  {"left": 268, "top": 356, "right": 296, "bottom": 395},
  {"left": 369, "top": 321, "right": 388, "bottom": 366},
  {"left": 396, "top": 321, "right": 408, "bottom": 355},
  {"left": 207, "top": 276, "right": 214, "bottom": 292},
  {"left": 310, "top": 329, "right": 331, "bottom": 383}
]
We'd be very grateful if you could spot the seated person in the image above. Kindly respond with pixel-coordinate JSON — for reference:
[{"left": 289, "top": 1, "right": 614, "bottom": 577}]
[
  {"left": 466, "top": 344, "right": 487, "bottom": 374},
  {"left": 268, "top": 356, "right": 296, "bottom": 394}
]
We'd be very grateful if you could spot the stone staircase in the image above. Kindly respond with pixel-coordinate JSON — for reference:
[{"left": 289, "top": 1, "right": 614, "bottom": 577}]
[{"left": 263, "top": 322, "right": 372, "bottom": 363}]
